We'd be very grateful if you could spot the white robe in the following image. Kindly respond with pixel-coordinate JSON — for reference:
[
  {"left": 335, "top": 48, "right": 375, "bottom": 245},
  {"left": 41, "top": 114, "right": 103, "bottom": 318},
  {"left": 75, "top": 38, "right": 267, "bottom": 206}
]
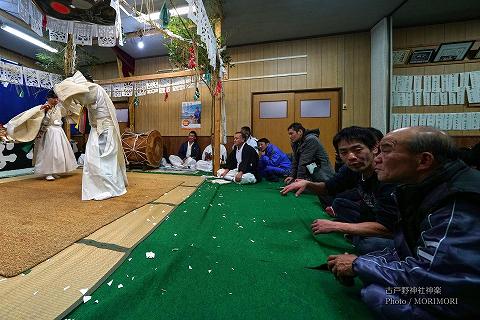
[
  {"left": 6, "top": 103, "right": 77, "bottom": 175},
  {"left": 81, "top": 86, "right": 127, "bottom": 200},
  {"left": 54, "top": 71, "right": 128, "bottom": 200},
  {"left": 216, "top": 168, "right": 256, "bottom": 184},
  {"left": 196, "top": 144, "right": 228, "bottom": 172},
  {"left": 34, "top": 105, "right": 77, "bottom": 175}
]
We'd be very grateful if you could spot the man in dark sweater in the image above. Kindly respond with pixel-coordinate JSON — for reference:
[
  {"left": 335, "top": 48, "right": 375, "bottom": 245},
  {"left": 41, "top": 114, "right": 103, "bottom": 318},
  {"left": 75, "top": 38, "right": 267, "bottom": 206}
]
[
  {"left": 217, "top": 132, "right": 259, "bottom": 184},
  {"left": 282, "top": 126, "right": 398, "bottom": 255},
  {"left": 284, "top": 123, "right": 334, "bottom": 184}
]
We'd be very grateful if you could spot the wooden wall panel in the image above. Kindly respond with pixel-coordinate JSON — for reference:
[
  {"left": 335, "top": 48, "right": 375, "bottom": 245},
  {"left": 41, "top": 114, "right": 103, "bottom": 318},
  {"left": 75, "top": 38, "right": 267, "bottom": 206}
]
[
  {"left": 353, "top": 33, "right": 371, "bottom": 125},
  {"left": 262, "top": 44, "right": 278, "bottom": 91},
  {"left": 249, "top": 44, "right": 264, "bottom": 92},
  {"left": 0, "top": 47, "right": 37, "bottom": 68},
  {"left": 91, "top": 62, "right": 118, "bottom": 79},
  {"left": 306, "top": 38, "right": 322, "bottom": 88},
  {"left": 321, "top": 36, "right": 338, "bottom": 88},
  {"left": 92, "top": 31, "right": 372, "bottom": 137},
  {"left": 277, "top": 42, "right": 292, "bottom": 91},
  {"left": 342, "top": 34, "right": 355, "bottom": 127}
]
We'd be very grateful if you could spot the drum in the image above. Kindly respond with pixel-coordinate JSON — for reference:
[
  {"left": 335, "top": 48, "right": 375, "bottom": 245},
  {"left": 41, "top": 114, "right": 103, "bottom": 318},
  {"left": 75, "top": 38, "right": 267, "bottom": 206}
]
[{"left": 121, "top": 130, "right": 163, "bottom": 167}]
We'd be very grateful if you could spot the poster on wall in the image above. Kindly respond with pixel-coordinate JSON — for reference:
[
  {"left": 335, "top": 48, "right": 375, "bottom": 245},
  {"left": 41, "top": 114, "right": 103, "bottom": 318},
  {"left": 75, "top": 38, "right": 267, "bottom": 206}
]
[{"left": 181, "top": 101, "right": 202, "bottom": 129}]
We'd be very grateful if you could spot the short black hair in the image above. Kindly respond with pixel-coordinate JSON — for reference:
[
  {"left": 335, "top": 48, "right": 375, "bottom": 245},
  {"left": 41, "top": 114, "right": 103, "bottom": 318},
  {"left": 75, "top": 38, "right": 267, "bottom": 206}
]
[
  {"left": 288, "top": 123, "right": 305, "bottom": 132},
  {"left": 235, "top": 131, "right": 247, "bottom": 140},
  {"left": 367, "top": 127, "right": 383, "bottom": 142},
  {"left": 241, "top": 126, "right": 251, "bottom": 135},
  {"left": 333, "top": 126, "right": 378, "bottom": 152},
  {"left": 189, "top": 131, "right": 197, "bottom": 137},
  {"left": 258, "top": 138, "right": 270, "bottom": 144},
  {"left": 84, "top": 73, "right": 95, "bottom": 83},
  {"left": 46, "top": 89, "right": 57, "bottom": 99}
]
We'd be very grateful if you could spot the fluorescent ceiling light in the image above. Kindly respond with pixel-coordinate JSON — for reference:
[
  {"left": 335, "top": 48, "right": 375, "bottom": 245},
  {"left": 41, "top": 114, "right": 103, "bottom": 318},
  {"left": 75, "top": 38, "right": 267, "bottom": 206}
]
[
  {"left": 136, "top": 5, "right": 193, "bottom": 23},
  {"left": 1, "top": 25, "right": 58, "bottom": 53},
  {"left": 169, "top": 5, "right": 191, "bottom": 17},
  {"left": 137, "top": 40, "right": 144, "bottom": 49},
  {"left": 0, "top": 57, "right": 19, "bottom": 65}
]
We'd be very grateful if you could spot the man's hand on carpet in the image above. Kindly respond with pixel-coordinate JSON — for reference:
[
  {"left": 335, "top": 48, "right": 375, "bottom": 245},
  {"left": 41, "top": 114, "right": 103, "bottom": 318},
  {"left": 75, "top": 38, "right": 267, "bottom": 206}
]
[
  {"left": 311, "top": 219, "right": 338, "bottom": 234},
  {"left": 283, "top": 176, "right": 294, "bottom": 185},
  {"left": 327, "top": 253, "right": 357, "bottom": 278},
  {"left": 220, "top": 169, "right": 229, "bottom": 177},
  {"left": 234, "top": 171, "right": 243, "bottom": 182},
  {"left": 281, "top": 179, "right": 307, "bottom": 196},
  {"left": 325, "top": 206, "right": 336, "bottom": 217}
]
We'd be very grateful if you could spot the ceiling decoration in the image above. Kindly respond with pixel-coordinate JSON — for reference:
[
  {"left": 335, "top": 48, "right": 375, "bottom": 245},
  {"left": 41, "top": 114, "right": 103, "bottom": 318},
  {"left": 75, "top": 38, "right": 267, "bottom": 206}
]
[{"left": 33, "top": 0, "right": 116, "bottom": 25}]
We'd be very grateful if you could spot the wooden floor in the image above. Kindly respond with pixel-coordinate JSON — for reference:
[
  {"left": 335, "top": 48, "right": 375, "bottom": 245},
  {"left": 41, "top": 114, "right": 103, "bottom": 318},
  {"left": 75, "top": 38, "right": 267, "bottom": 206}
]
[{"left": 0, "top": 172, "right": 204, "bottom": 320}]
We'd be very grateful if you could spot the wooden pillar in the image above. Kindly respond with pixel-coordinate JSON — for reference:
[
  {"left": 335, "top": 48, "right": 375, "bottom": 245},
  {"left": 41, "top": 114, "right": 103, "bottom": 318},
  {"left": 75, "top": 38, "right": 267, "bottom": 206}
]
[{"left": 213, "top": 21, "right": 222, "bottom": 173}]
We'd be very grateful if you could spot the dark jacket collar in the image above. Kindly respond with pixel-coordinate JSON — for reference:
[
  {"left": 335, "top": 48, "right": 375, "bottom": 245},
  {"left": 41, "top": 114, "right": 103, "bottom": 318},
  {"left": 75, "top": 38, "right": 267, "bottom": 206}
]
[{"left": 395, "top": 159, "right": 480, "bottom": 252}]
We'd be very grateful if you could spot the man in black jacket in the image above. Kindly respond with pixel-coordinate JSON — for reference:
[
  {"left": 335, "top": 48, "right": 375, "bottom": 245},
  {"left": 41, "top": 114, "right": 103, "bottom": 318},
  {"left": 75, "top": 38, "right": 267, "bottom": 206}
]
[
  {"left": 282, "top": 126, "right": 398, "bottom": 255},
  {"left": 168, "top": 131, "right": 201, "bottom": 168},
  {"left": 217, "top": 132, "right": 259, "bottom": 184}
]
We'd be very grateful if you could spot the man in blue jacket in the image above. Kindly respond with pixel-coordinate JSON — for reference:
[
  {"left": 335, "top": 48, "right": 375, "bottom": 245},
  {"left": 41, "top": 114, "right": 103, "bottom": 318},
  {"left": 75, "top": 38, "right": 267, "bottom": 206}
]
[
  {"left": 257, "top": 138, "right": 291, "bottom": 181},
  {"left": 327, "top": 126, "right": 480, "bottom": 319}
]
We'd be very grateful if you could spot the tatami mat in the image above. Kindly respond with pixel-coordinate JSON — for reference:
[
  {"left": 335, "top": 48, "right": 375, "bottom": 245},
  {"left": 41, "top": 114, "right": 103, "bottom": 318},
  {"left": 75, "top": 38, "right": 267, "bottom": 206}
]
[{"left": 0, "top": 173, "right": 204, "bottom": 320}]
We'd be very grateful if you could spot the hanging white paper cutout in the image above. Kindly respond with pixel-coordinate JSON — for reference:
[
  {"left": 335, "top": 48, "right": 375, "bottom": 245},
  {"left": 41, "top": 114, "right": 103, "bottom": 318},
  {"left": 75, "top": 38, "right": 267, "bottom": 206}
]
[
  {"left": 18, "top": 0, "right": 30, "bottom": 24},
  {"left": 50, "top": 73, "right": 63, "bottom": 86},
  {"left": 135, "top": 81, "right": 147, "bottom": 96},
  {"left": 98, "top": 25, "right": 117, "bottom": 47},
  {"left": 22, "top": 67, "right": 40, "bottom": 87},
  {"left": 29, "top": 2, "right": 43, "bottom": 37},
  {"left": 122, "top": 82, "right": 134, "bottom": 97},
  {"left": 47, "top": 17, "right": 70, "bottom": 43},
  {"left": 73, "top": 23, "right": 94, "bottom": 45},
  {"left": 146, "top": 79, "right": 159, "bottom": 94},
  {"left": 37, "top": 70, "right": 53, "bottom": 88},
  {"left": 1, "top": 63, "right": 23, "bottom": 85}
]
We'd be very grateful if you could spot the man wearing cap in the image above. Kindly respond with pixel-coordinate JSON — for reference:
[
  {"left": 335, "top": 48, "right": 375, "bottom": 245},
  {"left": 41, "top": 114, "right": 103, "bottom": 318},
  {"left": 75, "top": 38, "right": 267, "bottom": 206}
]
[{"left": 6, "top": 89, "right": 77, "bottom": 180}]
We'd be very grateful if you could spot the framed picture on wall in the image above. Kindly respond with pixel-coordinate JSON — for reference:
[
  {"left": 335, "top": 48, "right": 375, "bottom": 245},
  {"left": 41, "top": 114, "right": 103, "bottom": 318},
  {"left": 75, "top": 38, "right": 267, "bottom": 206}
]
[
  {"left": 408, "top": 49, "right": 435, "bottom": 64},
  {"left": 393, "top": 49, "right": 411, "bottom": 65},
  {"left": 433, "top": 41, "right": 474, "bottom": 62}
]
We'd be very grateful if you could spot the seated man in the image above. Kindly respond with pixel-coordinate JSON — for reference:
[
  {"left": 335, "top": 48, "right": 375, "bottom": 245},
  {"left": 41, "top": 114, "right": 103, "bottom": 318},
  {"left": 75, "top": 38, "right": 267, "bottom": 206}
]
[
  {"left": 257, "top": 138, "right": 291, "bottom": 181},
  {"left": 196, "top": 134, "right": 227, "bottom": 172},
  {"left": 327, "top": 127, "right": 480, "bottom": 319},
  {"left": 284, "top": 123, "right": 334, "bottom": 185},
  {"left": 217, "top": 132, "right": 259, "bottom": 184},
  {"left": 169, "top": 130, "right": 201, "bottom": 168},
  {"left": 282, "top": 126, "right": 398, "bottom": 255},
  {"left": 241, "top": 126, "right": 258, "bottom": 150}
]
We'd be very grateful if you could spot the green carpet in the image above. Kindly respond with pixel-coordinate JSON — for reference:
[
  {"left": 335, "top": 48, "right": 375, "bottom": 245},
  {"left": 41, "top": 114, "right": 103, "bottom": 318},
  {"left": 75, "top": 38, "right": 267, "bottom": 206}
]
[{"left": 67, "top": 180, "right": 373, "bottom": 320}]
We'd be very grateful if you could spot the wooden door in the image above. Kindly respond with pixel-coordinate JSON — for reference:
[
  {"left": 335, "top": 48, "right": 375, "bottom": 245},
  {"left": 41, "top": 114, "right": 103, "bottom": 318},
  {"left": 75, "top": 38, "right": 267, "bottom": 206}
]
[
  {"left": 294, "top": 91, "right": 340, "bottom": 165},
  {"left": 252, "top": 93, "right": 295, "bottom": 153}
]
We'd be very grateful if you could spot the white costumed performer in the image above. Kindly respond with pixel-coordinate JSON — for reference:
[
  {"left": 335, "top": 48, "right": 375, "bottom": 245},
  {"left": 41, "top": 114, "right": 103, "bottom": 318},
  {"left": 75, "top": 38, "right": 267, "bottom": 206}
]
[
  {"left": 6, "top": 90, "right": 77, "bottom": 180},
  {"left": 54, "top": 71, "right": 128, "bottom": 200}
]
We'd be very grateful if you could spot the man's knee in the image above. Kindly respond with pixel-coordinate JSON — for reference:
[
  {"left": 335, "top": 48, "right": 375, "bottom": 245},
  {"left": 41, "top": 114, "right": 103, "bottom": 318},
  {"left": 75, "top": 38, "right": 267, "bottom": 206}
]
[{"left": 354, "top": 237, "right": 395, "bottom": 255}]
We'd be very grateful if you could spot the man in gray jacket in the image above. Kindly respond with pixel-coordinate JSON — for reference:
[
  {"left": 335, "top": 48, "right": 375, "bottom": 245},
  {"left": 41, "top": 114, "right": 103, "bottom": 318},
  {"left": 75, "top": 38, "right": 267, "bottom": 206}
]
[{"left": 284, "top": 122, "right": 334, "bottom": 185}]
